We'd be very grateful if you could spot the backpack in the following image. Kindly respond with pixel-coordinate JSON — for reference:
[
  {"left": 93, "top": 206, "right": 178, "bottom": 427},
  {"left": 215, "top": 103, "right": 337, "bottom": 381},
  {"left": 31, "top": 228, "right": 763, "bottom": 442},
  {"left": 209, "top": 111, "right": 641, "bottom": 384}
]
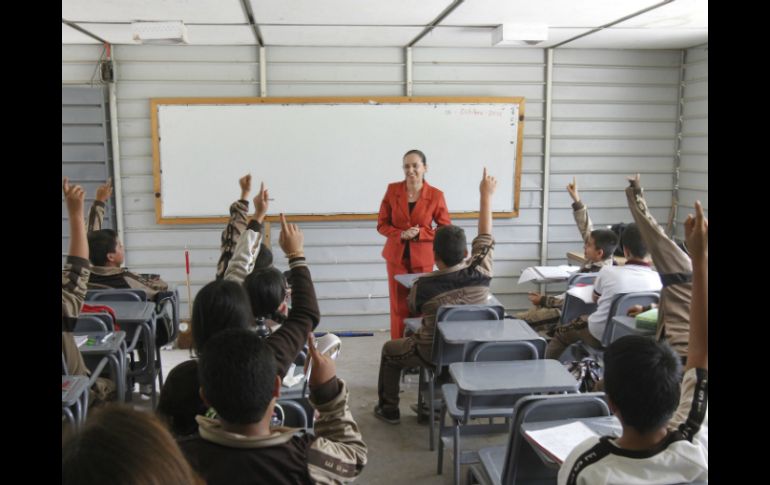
[
  {"left": 567, "top": 358, "right": 603, "bottom": 392},
  {"left": 80, "top": 303, "right": 120, "bottom": 331},
  {"left": 154, "top": 292, "right": 177, "bottom": 347}
]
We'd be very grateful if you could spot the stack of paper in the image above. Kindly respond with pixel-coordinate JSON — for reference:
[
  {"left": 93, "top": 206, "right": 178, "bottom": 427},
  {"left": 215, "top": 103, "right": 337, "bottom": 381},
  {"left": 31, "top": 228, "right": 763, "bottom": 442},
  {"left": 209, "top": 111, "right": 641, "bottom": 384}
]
[
  {"left": 523, "top": 421, "right": 598, "bottom": 464},
  {"left": 518, "top": 265, "right": 580, "bottom": 284},
  {"left": 566, "top": 284, "right": 596, "bottom": 304}
]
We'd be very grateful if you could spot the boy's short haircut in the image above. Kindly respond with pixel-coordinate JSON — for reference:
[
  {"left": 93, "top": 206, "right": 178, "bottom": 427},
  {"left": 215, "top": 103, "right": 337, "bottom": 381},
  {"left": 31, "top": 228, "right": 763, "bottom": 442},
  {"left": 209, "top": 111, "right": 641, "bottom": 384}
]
[
  {"left": 87, "top": 229, "right": 119, "bottom": 266},
  {"left": 199, "top": 328, "right": 277, "bottom": 424},
  {"left": 433, "top": 225, "right": 467, "bottom": 267},
  {"left": 253, "top": 243, "right": 273, "bottom": 271},
  {"left": 619, "top": 223, "right": 648, "bottom": 259},
  {"left": 603, "top": 336, "right": 682, "bottom": 433},
  {"left": 590, "top": 229, "right": 619, "bottom": 260},
  {"left": 191, "top": 279, "right": 252, "bottom": 353},
  {"left": 243, "top": 267, "right": 287, "bottom": 319}
]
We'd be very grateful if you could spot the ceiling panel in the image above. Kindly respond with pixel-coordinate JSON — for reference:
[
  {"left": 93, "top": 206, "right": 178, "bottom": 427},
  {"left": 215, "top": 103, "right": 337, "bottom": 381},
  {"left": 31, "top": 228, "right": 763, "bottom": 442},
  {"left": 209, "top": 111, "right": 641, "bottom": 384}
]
[
  {"left": 62, "top": 23, "right": 100, "bottom": 44},
  {"left": 619, "top": 0, "right": 707, "bottom": 28},
  {"left": 62, "top": 0, "right": 246, "bottom": 24},
  {"left": 62, "top": 23, "right": 258, "bottom": 45},
  {"left": 248, "top": 0, "right": 452, "bottom": 25},
  {"left": 564, "top": 28, "right": 707, "bottom": 49},
  {"left": 444, "top": 0, "right": 661, "bottom": 26},
  {"left": 260, "top": 26, "right": 423, "bottom": 46},
  {"left": 416, "top": 26, "right": 594, "bottom": 47}
]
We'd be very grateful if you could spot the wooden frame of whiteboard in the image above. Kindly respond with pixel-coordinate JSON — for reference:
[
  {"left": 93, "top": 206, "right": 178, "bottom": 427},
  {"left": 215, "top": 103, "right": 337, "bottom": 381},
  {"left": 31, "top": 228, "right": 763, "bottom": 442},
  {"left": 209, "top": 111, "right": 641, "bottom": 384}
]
[{"left": 150, "top": 96, "right": 525, "bottom": 224}]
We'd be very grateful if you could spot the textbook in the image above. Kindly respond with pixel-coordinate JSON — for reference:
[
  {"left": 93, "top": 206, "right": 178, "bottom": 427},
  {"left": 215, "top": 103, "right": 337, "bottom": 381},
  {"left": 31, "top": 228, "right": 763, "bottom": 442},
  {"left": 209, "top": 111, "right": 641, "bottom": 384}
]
[
  {"left": 523, "top": 421, "right": 598, "bottom": 464},
  {"left": 518, "top": 265, "right": 580, "bottom": 284}
]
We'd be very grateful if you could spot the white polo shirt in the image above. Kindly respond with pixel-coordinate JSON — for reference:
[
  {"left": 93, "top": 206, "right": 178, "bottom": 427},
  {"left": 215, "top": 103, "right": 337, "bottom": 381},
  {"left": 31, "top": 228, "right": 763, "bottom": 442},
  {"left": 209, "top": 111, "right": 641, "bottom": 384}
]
[{"left": 587, "top": 262, "right": 662, "bottom": 340}]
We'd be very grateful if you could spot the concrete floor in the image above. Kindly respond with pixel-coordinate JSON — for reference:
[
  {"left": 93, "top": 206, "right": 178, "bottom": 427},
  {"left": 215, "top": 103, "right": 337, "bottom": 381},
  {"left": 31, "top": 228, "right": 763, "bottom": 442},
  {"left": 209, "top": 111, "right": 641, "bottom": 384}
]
[{"left": 140, "top": 330, "right": 510, "bottom": 485}]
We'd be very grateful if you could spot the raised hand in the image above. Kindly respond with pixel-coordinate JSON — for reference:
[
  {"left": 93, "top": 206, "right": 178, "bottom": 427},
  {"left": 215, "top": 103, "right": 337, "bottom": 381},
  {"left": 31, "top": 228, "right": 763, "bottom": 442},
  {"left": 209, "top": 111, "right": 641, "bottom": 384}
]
[
  {"left": 527, "top": 292, "right": 542, "bottom": 306},
  {"left": 252, "top": 181, "right": 269, "bottom": 223},
  {"left": 627, "top": 173, "right": 641, "bottom": 190},
  {"left": 279, "top": 213, "right": 304, "bottom": 258},
  {"left": 63, "top": 177, "right": 86, "bottom": 216},
  {"left": 96, "top": 178, "right": 113, "bottom": 203},
  {"left": 480, "top": 167, "right": 497, "bottom": 197},
  {"left": 239, "top": 174, "right": 252, "bottom": 200},
  {"left": 566, "top": 176, "right": 579, "bottom": 202},
  {"left": 684, "top": 200, "right": 707, "bottom": 258},
  {"left": 306, "top": 333, "right": 336, "bottom": 388}
]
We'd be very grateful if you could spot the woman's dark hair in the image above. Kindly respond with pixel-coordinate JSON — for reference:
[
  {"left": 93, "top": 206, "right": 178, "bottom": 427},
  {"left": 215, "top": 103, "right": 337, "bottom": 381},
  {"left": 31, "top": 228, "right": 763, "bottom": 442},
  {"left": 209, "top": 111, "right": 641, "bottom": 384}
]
[
  {"left": 191, "top": 279, "right": 252, "bottom": 353},
  {"left": 403, "top": 149, "right": 427, "bottom": 166},
  {"left": 243, "top": 267, "right": 287, "bottom": 321}
]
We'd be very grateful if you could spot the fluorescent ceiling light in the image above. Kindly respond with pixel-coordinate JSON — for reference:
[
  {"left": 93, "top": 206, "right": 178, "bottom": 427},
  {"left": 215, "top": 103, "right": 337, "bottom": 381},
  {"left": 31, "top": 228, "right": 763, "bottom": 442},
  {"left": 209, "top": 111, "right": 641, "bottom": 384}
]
[
  {"left": 492, "top": 24, "right": 548, "bottom": 46},
  {"left": 131, "top": 20, "right": 189, "bottom": 45}
]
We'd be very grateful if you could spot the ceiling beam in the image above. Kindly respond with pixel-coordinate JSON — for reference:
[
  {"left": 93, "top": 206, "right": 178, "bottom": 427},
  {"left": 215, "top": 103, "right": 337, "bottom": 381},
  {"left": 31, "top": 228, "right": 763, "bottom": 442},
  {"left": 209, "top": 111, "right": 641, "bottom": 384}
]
[
  {"left": 239, "top": 0, "right": 264, "bottom": 46},
  {"left": 550, "top": 0, "right": 676, "bottom": 49},
  {"left": 407, "top": 0, "right": 465, "bottom": 48},
  {"left": 62, "top": 18, "right": 109, "bottom": 44}
]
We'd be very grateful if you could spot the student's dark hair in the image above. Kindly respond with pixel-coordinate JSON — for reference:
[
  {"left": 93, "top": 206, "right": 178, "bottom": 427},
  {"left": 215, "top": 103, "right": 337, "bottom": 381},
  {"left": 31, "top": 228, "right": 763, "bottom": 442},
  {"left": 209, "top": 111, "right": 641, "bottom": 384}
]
[
  {"left": 252, "top": 243, "right": 274, "bottom": 271},
  {"left": 589, "top": 229, "right": 619, "bottom": 260},
  {"left": 434, "top": 225, "right": 467, "bottom": 267},
  {"left": 156, "top": 361, "right": 207, "bottom": 437},
  {"left": 403, "top": 149, "right": 427, "bottom": 166},
  {"left": 191, "top": 279, "right": 252, "bottom": 353},
  {"left": 603, "top": 336, "right": 682, "bottom": 434},
  {"left": 199, "top": 328, "right": 276, "bottom": 424},
  {"left": 87, "top": 229, "right": 119, "bottom": 266},
  {"left": 619, "top": 223, "right": 648, "bottom": 259},
  {"left": 62, "top": 404, "right": 203, "bottom": 485},
  {"left": 243, "top": 267, "right": 287, "bottom": 320}
]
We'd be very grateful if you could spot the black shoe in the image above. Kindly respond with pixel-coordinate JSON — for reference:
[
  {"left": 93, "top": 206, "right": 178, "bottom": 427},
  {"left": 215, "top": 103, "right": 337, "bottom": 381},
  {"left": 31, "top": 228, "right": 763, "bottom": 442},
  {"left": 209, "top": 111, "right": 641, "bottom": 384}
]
[
  {"left": 411, "top": 403, "right": 441, "bottom": 422},
  {"left": 373, "top": 405, "right": 400, "bottom": 424}
]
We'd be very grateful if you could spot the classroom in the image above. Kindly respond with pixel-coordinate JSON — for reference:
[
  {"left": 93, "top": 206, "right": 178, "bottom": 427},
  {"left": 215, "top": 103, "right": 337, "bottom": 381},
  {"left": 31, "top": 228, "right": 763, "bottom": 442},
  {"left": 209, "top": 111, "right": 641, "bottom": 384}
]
[{"left": 62, "top": 1, "right": 708, "bottom": 484}]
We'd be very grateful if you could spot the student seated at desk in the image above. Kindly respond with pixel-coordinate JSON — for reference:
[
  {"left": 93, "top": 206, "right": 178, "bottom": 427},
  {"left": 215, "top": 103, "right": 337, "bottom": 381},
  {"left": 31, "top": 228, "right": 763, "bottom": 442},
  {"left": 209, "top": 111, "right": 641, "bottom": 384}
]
[
  {"left": 545, "top": 223, "right": 662, "bottom": 360},
  {"left": 61, "top": 178, "right": 115, "bottom": 406},
  {"left": 559, "top": 201, "right": 708, "bottom": 485},
  {"left": 63, "top": 404, "right": 204, "bottom": 485},
  {"left": 374, "top": 168, "right": 497, "bottom": 425},
  {"left": 178, "top": 330, "right": 367, "bottom": 485},
  {"left": 516, "top": 178, "right": 618, "bottom": 333},
  {"left": 157, "top": 212, "right": 320, "bottom": 438}
]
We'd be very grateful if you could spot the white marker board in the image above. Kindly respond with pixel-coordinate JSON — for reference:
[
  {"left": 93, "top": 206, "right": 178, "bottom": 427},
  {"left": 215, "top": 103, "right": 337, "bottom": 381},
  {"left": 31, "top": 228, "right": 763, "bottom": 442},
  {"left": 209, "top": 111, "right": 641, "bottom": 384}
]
[{"left": 151, "top": 97, "right": 525, "bottom": 224}]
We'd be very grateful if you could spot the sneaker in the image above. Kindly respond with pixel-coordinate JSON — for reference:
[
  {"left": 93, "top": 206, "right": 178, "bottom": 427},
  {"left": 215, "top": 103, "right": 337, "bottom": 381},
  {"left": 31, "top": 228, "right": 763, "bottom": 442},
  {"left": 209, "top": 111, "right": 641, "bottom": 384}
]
[{"left": 373, "top": 405, "right": 400, "bottom": 424}]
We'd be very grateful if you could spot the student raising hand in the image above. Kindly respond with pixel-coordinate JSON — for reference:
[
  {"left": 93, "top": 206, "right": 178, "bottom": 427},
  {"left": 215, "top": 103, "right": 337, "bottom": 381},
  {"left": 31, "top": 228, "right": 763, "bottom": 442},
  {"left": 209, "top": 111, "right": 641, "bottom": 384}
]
[
  {"left": 95, "top": 178, "right": 113, "bottom": 203},
  {"left": 279, "top": 213, "right": 304, "bottom": 259},
  {"left": 684, "top": 200, "right": 707, "bottom": 258}
]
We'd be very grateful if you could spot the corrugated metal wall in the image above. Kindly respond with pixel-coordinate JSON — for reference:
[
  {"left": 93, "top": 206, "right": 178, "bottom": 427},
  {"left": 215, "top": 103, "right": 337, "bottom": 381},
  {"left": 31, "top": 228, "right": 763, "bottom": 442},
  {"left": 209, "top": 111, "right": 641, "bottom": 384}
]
[
  {"left": 62, "top": 79, "right": 113, "bottom": 262},
  {"left": 676, "top": 44, "right": 708, "bottom": 239},
  {"left": 61, "top": 44, "right": 703, "bottom": 331}
]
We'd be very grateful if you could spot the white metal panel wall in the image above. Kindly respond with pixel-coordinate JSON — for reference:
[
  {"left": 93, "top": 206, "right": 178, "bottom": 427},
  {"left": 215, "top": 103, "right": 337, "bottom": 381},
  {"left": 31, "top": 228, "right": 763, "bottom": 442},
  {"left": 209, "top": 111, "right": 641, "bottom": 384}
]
[
  {"left": 676, "top": 45, "right": 708, "bottom": 239},
  {"left": 545, "top": 49, "right": 682, "bottom": 299},
  {"left": 61, "top": 45, "right": 689, "bottom": 329}
]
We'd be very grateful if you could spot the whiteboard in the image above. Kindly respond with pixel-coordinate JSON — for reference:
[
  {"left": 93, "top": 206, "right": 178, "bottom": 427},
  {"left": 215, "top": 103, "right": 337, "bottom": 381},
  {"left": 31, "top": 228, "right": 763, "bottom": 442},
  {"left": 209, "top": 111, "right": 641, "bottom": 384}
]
[{"left": 151, "top": 97, "right": 524, "bottom": 224}]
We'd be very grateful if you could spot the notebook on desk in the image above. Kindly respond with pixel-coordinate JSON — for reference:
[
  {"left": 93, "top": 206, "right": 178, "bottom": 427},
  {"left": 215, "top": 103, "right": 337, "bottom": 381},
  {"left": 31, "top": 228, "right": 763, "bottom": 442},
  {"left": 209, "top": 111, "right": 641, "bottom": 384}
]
[
  {"left": 523, "top": 421, "right": 598, "bottom": 464},
  {"left": 74, "top": 335, "right": 89, "bottom": 348},
  {"left": 518, "top": 265, "right": 580, "bottom": 284}
]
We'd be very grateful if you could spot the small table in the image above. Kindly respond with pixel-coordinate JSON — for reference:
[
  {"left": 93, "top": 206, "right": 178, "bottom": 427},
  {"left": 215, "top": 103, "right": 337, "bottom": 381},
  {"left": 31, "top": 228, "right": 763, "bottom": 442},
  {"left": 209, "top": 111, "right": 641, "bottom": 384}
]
[
  {"left": 449, "top": 360, "right": 579, "bottom": 399},
  {"left": 75, "top": 331, "right": 127, "bottom": 403},
  {"left": 608, "top": 315, "right": 656, "bottom": 343},
  {"left": 437, "top": 319, "right": 545, "bottom": 369},
  {"left": 62, "top": 375, "right": 90, "bottom": 429},
  {"left": 521, "top": 415, "right": 622, "bottom": 467},
  {"left": 99, "top": 301, "right": 157, "bottom": 406}
]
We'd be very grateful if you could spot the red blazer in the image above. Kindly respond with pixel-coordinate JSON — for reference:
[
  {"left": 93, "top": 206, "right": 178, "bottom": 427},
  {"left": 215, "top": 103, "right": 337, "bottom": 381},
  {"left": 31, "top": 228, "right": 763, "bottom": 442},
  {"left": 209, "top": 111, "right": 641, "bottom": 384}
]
[{"left": 377, "top": 180, "right": 451, "bottom": 267}]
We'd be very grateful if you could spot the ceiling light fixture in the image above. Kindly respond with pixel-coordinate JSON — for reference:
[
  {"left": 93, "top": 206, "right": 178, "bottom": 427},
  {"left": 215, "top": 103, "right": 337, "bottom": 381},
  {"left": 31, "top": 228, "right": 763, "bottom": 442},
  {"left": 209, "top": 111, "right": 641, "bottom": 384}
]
[
  {"left": 131, "top": 20, "right": 189, "bottom": 45},
  {"left": 492, "top": 24, "right": 548, "bottom": 46}
]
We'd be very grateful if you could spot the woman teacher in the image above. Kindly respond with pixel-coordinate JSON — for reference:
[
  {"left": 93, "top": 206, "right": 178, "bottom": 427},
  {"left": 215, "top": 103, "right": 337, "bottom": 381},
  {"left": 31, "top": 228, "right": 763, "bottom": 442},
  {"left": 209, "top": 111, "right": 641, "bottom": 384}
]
[{"left": 377, "top": 149, "right": 451, "bottom": 339}]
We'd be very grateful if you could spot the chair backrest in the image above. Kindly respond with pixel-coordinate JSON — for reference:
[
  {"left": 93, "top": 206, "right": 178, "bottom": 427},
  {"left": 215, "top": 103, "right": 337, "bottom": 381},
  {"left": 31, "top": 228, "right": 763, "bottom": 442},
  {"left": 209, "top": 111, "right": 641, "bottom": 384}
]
[
  {"left": 567, "top": 272, "right": 598, "bottom": 289},
  {"left": 559, "top": 293, "right": 597, "bottom": 327},
  {"left": 275, "top": 399, "right": 309, "bottom": 429},
  {"left": 436, "top": 303, "right": 504, "bottom": 322},
  {"left": 502, "top": 393, "right": 611, "bottom": 485},
  {"left": 469, "top": 341, "right": 540, "bottom": 362},
  {"left": 74, "top": 314, "right": 110, "bottom": 333},
  {"left": 431, "top": 304, "right": 503, "bottom": 364},
  {"left": 87, "top": 288, "right": 148, "bottom": 302},
  {"left": 601, "top": 292, "right": 660, "bottom": 346}
]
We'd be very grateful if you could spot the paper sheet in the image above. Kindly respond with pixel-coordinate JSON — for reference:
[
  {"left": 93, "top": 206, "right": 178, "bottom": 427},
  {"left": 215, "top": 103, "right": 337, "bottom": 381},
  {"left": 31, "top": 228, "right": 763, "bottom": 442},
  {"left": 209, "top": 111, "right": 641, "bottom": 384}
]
[
  {"left": 524, "top": 421, "right": 598, "bottom": 463},
  {"left": 566, "top": 284, "right": 595, "bottom": 304}
]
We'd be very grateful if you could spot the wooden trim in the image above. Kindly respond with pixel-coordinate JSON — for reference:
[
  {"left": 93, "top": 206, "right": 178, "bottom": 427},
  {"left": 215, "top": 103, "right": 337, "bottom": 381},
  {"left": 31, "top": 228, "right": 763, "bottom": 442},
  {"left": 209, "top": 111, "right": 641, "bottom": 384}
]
[{"left": 151, "top": 96, "right": 525, "bottom": 224}]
